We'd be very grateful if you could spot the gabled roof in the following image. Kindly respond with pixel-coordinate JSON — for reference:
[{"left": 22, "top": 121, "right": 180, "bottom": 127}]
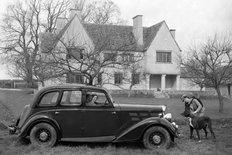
[
  {"left": 143, "top": 21, "right": 164, "bottom": 48},
  {"left": 83, "top": 24, "right": 140, "bottom": 51},
  {"left": 56, "top": 16, "right": 75, "bottom": 41},
  {"left": 82, "top": 21, "right": 164, "bottom": 52},
  {"left": 40, "top": 16, "right": 178, "bottom": 53},
  {"left": 39, "top": 16, "right": 75, "bottom": 53}
]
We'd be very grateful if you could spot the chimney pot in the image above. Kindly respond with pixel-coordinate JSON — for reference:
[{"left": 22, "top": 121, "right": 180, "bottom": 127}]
[
  {"left": 70, "top": 8, "right": 81, "bottom": 19},
  {"left": 55, "top": 17, "right": 67, "bottom": 33}
]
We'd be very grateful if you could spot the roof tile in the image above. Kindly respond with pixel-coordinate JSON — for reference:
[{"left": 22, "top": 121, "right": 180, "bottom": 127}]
[{"left": 40, "top": 17, "right": 164, "bottom": 53}]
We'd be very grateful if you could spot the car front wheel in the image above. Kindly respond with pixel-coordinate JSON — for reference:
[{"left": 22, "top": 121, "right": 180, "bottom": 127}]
[
  {"left": 143, "top": 126, "right": 171, "bottom": 149},
  {"left": 30, "top": 123, "right": 57, "bottom": 147}
]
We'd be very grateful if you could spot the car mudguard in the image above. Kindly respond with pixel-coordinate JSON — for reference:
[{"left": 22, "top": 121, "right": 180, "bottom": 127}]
[
  {"left": 18, "top": 114, "right": 61, "bottom": 138},
  {"left": 114, "top": 117, "right": 177, "bottom": 142}
]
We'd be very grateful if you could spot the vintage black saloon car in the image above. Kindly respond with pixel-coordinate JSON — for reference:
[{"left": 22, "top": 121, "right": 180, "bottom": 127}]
[{"left": 9, "top": 84, "right": 178, "bottom": 149}]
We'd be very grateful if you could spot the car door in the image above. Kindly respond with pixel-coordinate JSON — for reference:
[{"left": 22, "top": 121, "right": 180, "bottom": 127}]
[
  {"left": 82, "top": 90, "right": 121, "bottom": 141},
  {"left": 53, "top": 89, "right": 84, "bottom": 139}
]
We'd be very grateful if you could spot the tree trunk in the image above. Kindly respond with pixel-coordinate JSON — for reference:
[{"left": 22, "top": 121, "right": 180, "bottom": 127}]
[
  {"left": 88, "top": 77, "right": 93, "bottom": 86},
  {"left": 25, "top": 55, "right": 33, "bottom": 88},
  {"left": 41, "top": 81, "right": 45, "bottom": 87},
  {"left": 128, "top": 84, "right": 133, "bottom": 98},
  {"left": 215, "top": 86, "right": 224, "bottom": 113},
  {"left": 228, "top": 84, "right": 231, "bottom": 98},
  {"left": 26, "top": 73, "right": 33, "bottom": 88}
]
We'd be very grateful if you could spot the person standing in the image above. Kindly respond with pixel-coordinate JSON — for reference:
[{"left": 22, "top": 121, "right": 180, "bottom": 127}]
[{"left": 181, "top": 94, "right": 205, "bottom": 126}]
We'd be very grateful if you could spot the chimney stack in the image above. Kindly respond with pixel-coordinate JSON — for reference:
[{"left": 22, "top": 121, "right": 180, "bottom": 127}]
[
  {"left": 55, "top": 17, "right": 67, "bottom": 33},
  {"left": 133, "top": 15, "right": 143, "bottom": 46},
  {"left": 170, "top": 29, "right": 176, "bottom": 39}
]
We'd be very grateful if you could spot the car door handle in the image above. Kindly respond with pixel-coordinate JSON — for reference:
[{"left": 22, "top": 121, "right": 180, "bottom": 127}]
[
  {"left": 111, "top": 111, "right": 116, "bottom": 115},
  {"left": 55, "top": 111, "right": 60, "bottom": 115}
]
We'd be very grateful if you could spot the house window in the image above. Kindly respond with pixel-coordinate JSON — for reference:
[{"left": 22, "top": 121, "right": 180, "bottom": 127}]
[
  {"left": 67, "top": 72, "right": 84, "bottom": 84},
  {"left": 122, "top": 54, "right": 134, "bottom": 62},
  {"left": 66, "top": 47, "right": 84, "bottom": 60},
  {"left": 156, "top": 51, "right": 172, "bottom": 63},
  {"left": 104, "top": 53, "right": 117, "bottom": 61},
  {"left": 132, "top": 73, "right": 140, "bottom": 85},
  {"left": 114, "top": 73, "right": 123, "bottom": 84}
]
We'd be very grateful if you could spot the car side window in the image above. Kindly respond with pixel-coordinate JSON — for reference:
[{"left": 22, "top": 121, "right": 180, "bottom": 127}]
[
  {"left": 39, "top": 91, "right": 59, "bottom": 106},
  {"left": 61, "top": 90, "right": 82, "bottom": 106},
  {"left": 85, "top": 91, "right": 111, "bottom": 107}
]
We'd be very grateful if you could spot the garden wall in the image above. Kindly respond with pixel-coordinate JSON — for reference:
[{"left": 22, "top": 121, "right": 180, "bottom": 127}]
[{"left": 109, "top": 89, "right": 230, "bottom": 99}]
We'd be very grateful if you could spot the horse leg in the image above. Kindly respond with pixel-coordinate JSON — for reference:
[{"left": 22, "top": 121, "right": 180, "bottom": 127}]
[
  {"left": 203, "top": 126, "right": 208, "bottom": 139},
  {"left": 196, "top": 129, "right": 201, "bottom": 142},
  {"left": 208, "top": 122, "right": 216, "bottom": 139},
  {"left": 190, "top": 125, "right": 194, "bottom": 139}
]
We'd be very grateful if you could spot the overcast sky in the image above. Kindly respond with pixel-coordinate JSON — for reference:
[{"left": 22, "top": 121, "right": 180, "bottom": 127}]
[
  {"left": 112, "top": 0, "right": 232, "bottom": 48},
  {"left": 0, "top": 0, "right": 232, "bottom": 79}
]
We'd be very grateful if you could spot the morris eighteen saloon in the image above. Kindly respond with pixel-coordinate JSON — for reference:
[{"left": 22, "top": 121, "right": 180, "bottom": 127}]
[{"left": 9, "top": 84, "right": 179, "bottom": 149}]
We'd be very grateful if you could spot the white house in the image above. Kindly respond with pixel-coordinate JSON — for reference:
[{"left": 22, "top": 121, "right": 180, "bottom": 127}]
[{"left": 40, "top": 9, "right": 182, "bottom": 91}]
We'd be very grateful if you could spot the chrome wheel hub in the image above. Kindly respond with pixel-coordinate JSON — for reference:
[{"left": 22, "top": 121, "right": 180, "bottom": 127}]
[
  {"left": 153, "top": 135, "right": 161, "bottom": 144},
  {"left": 39, "top": 131, "right": 48, "bottom": 141}
]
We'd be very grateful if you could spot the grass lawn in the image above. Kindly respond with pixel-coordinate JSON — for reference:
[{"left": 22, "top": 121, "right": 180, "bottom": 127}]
[
  {"left": 113, "top": 96, "right": 232, "bottom": 119},
  {"left": 0, "top": 89, "right": 232, "bottom": 155}
]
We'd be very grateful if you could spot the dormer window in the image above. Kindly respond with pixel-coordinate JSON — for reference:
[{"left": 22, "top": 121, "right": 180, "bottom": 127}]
[{"left": 66, "top": 47, "right": 84, "bottom": 60}]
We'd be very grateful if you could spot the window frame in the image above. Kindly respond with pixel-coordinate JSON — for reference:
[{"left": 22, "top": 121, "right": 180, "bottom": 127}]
[
  {"left": 156, "top": 51, "right": 172, "bottom": 63},
  {"left": 122, "top": 53, "right": 134, "bottom": 62},
  {"left": 66, "top": 47, "right": 84, "bottom": 60},
  {"left": 104, "top": 53, "right": 117, "bottom": 61},
  {"left": 132, "top": 73, "right": 140, "bottom": 85},
  {"left": 84, "top": 89, "right": 113, "bottom": 108},
  {"left": 38, "top": 91, "right": 60, "bottom": 107},
  {"left": 66, "top": 72, "right": 84, "bottom": 84},
  {"left": 60, "top": 90, "right": 82, "bottom": 106},
  {"left": 114, "top": 72, "right": 123, "bottom": 85}
]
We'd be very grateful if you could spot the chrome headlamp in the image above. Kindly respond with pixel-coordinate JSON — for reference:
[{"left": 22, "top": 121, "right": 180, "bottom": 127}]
[
  {"left": 164, "top": 113, "right": 172, "bottom": 122},
  {"left": 171, "top": 122, "right": 179, "bottom": 129}
]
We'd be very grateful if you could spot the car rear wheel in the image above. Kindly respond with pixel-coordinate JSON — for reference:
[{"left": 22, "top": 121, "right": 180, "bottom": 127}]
[
  {"left": 30, "top": 123, "right": 57, "bottom": 147},
  {"left": 143, "top": 126, "right": 171, "bottom": 149}
]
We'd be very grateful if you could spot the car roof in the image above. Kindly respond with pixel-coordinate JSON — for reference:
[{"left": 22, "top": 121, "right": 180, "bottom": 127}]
[
  {"left": 31, "top": 84, "right": 110, "bottom": 108},
  {"left": 38, "top": 84, "right": 106, "bottom": 91}
]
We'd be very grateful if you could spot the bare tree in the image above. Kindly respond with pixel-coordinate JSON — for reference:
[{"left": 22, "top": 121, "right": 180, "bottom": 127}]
[
  {"left": 182, "top": 34, "right": 232, "bottom": 112},
  {"left": 73, "top": 0, "right": 126, "bottom": 25},
  {"left": 41, "top": 27, "right": 137, "bottom": 86},
  {"left": 104, "top": 53, "right": 145, "bottom": 97},
  {"left": 1, "top": 0, "right": 40, "bottom": 87},
  {"left": 0, "top": 0, "right": 68, "bottom": 87},
  {"left": 42, "top": 0, "right": 70, "bottom": 32},
  {"left": 34, "top": 53, "right": 65, "bottom": 87},
  {"left": 0, "top": 0, "right": 125, "bottom": 87}
]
